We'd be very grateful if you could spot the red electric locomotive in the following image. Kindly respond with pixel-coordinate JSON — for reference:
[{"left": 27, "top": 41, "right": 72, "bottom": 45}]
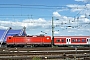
[{"left": 6, "top": 35, "right": 51, "bottom": 47}]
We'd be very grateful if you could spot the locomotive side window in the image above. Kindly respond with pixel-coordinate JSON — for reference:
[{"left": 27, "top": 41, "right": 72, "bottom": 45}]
[{"left": 56, "top": 39, "right": 60, "bottom": 42}]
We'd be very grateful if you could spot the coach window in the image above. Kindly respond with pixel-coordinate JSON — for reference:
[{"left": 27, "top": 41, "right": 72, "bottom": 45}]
[
  {"left": 82, "top": 39, "right": 86, "bottom": 42},
  {"left": 62, "top": 39, "right": 64, "bottom": 43},
  {"left": 77, "top": 39, "right": 80, "bottom": 42},
  {"left": 56, "top": 39, "right": 60, "bottom": 42},
  {"left": 72, "top": 39, "right": 76, "bottom": 42}
]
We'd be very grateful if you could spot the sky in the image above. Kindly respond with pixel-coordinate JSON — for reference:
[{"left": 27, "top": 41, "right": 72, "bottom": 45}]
[{"left": 0, "top": 0, "right": 90, "bottom": 36}]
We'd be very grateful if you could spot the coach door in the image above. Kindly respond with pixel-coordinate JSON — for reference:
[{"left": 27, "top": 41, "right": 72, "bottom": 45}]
[
  {"left": 87, "top": 38, "right": 90, "bottom": 44},
  {"left": 88, "top": 39, "right": 90, "bottom": 44},
  {"left": 66, "top": 38, "right": 71, "bottom": 45}
]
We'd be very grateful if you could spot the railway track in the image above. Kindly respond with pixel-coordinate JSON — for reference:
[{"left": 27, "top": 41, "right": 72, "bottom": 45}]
[
  {"left": 0, "top": 47, "right": 90, "bottom": 60},
  {"left": 0, "top": 47, "right": 90, "bottom": 51}
]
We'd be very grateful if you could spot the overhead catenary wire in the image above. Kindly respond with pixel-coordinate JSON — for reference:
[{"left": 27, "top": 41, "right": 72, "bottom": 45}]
[
  {"left": 0, "top": 4, "right": 88, "bottom": 18},
  {"left": 0, "top": 4, "right": 87, "bottom": 9},
  {"left": 72, "top": 3, "right": 90, "bottom": 22},
  {"left": 0, "top": 4, "right": 66, "bottom": 9},
  {"left": 0, "top": 4, "right": 69, "bottom": 7},
  {"left": 0, "top": 4, "right": 90, "bottom": 24}
]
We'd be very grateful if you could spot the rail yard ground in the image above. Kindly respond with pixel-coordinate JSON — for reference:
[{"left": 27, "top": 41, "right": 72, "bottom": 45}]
[{"left": 0, "top": 47, "right": 90, "bottom": 60}]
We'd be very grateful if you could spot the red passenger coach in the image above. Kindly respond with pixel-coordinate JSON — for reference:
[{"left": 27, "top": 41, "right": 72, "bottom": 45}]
[
  {"left": 54, "top": 36, "right": 90, "bottom": 46},
  {"left": 6, "top": 35, "right": 51, "bottom": 47},
  {"left": 70, "top": 36, "right": 88, "bottom": 45},
  {"left": 54, "top": 36, "right": 67, "bottom": 45}
]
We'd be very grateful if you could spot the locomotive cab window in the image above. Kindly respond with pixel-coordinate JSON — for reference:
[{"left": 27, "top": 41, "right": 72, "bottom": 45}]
[{"left": 9, "top": 37, "right": 11, "bottom": 39}]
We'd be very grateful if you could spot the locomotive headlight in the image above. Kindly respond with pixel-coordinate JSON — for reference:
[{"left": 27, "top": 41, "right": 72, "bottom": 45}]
[{"left": 47, "top": 38, "right": 49, "bottom": 39}]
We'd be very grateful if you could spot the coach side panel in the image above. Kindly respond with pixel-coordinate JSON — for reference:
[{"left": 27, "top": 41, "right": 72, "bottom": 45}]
[{"left": 54, "top": 37, "right": 66, "bottom": 45}]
